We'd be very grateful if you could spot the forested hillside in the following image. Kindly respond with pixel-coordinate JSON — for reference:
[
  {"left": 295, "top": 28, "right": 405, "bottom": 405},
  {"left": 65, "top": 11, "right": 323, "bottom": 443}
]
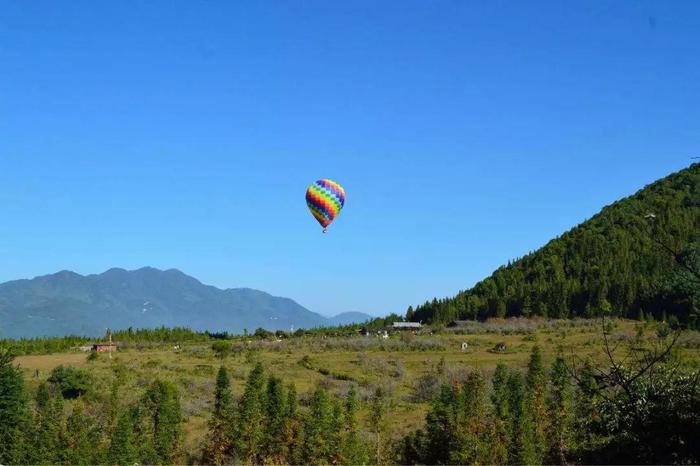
[{"left": 409, "top": 164, "right": 700, "bottom": 326}]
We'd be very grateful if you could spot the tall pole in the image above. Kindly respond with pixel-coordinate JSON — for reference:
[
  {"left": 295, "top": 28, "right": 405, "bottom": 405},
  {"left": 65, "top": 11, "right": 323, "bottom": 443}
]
[{"left": 108, "top": 328, "right": 112, "bottom": 360}]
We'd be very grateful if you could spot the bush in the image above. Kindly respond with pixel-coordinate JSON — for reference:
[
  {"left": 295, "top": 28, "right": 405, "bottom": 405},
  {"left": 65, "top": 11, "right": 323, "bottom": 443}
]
[
  {"left": 48, "top": 365, "right": 92, "bottom": 399},
  {"left": 211, "top": 341, "right": 231, "bottom": 358},
  {"left": 254, "top": 327, "right": 273, "bottom": 339}
]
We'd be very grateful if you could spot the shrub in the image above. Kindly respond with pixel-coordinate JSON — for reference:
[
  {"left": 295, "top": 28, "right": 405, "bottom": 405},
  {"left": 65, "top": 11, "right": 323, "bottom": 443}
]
[
  {"left": 48, "top": 365, "right": 92, "bottom": 399},
  {"left": 211, "top": 341, "right": 231, "bottom": 358}
]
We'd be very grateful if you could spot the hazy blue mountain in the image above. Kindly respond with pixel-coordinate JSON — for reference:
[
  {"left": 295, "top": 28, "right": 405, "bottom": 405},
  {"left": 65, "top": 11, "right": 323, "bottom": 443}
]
[
  {"left": 0, "top": 267, "right": 330, "bottom": 338},
  {"left": 327, "top": 312, "right": 373, "bottom": 326}
]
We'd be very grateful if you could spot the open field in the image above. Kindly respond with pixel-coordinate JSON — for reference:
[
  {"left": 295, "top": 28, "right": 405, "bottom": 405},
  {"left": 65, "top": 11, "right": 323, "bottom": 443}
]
[{"left": 11, "top": 319, "right": 700, "bottom": 458}]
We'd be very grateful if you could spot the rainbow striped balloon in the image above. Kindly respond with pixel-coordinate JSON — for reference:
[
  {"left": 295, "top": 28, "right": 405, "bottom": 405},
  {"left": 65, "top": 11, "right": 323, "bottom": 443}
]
[{"left": 306, "top": 179, "right": 346, "bottom": 232}]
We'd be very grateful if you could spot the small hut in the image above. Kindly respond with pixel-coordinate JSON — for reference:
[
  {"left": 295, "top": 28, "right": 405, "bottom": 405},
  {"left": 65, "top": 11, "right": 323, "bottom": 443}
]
[
  {"left": 92, "top": 343, "right": 117, "bottom": 352},
  {"left": 92, "top": 329, "right": 117, "bottom": 356}
]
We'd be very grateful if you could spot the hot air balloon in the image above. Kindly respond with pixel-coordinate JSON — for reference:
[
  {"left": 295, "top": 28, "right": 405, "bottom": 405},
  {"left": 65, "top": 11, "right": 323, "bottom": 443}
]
[{"left": 306, "top": 179, "right": 345, "bottom": 233}]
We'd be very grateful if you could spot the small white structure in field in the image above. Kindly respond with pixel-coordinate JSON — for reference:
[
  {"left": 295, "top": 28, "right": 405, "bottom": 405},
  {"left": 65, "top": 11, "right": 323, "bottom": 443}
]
[
  {"left": 392, "top": 322, "right": 422, "bottom": 330},
  {"left": 173, "top": 345, "right": 181, "bottom": 352},
  {"left": 461, "top": 342, "right": 468, "bottom": 351}
]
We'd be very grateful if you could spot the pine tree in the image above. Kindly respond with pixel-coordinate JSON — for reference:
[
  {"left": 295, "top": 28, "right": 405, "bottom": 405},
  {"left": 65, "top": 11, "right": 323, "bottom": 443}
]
[
  {"left": 546, "top": 356, "right": 572, "bottom": 465},
  {"left": 424, "top": 384, "right": 457, "bottom": 464},
  {"left": 0, "top": 349, "right": 29, "bottom": 464},
  {"left": 638, "top": 308, "right": 646, "bottom": 321},
  {"left": 526, "top": 346, "right": 547, "bottom": 464},
  {"left": 329, "top": 396, "right": 345, "bottom": 463},
  {"left": 131, "top": 402, "right": 156, "bottom": 463},
  {"left": 406, "top": 305, "right": 415, "bottom": 321},
  {"left": 342, "top": 386, "right": 369, "bottom": 465},
  {"left": 65, "top": 400, "right": 100, "bottom": 465},
  {"left": 30, "top": 382, "right": 65, "bottom": 465},
  {"left": 369, "top": 386, "right": 390, "bottom": 465},
  {"left": 203, "top": 366, "right": 234, "bottom": 465},
  {"left": 263, "top": 375, "right": 288, "bottom": 463},
  {"left": 571, "top": 362, "right": 602, "bottom": 458},
  {"left": 108, "top": 411, "right": 137, "bottom": 466},
  {"left": 507, "top": 371, "right": 536, "bottom": 465},
  {"left": 142, "top": 379, "right": 182, "bottom": 464},
  {"left": 490, "top": 363, "right": 511, "bottom": 465},
  {"left": 284, "top": 383, "right": 304, "bottom": 465},
  {"left": 303, "top": 387, "right": 335, "bottom": 464},
  {"left": 451, "top": 371, "right": 490, "bottom": 465},
  {"left": 236, "top": 362, "right": 266, "bottom": 463}
]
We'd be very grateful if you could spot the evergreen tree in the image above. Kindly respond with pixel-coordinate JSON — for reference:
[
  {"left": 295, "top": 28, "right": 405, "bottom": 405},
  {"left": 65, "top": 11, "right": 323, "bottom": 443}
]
[
  {"left": 284, "top": 383, "right": 304, "bottom": 465},
  {"left": 263, "top": 375, "right": 288, "bottom": 463},
  {"left": 142, "top": 379, "right": 182, "bottom": 464},
  {"left": 490, "top": 363, "right": 511, "bottom": 465},
  {"left": 526, "top": 345, "right": 547, "bottom": 464},
  {"left": 638, "top": 308, "right": 646, "bottom": 321},
  {"left": 131, "top": 402, "right": 156, "bottom": 463},
  {"left": 546, "top": 356, "right": 572, "bottom": 465},
  {"left": 507, "top": 371, "right": 536, "bottom": 465},
  {"left": 342, "top": 386, "right": 369, "bottom": 465},
  {"left": 236, "top": 362, "right": 266, "bottom": 463},
  {"left": 108, "top": 411, "right": 137, "bottom": 466},
  {"left": 451, "top": 371, "right": 490, "bottom": 465},
  {"left": 424, "top": 384, "right": 458, "bottom": 464},
  {"left": 369, "top": 386, "right": 390, "bottom": 465},
  {"left": 203, "top": 366, "right": 234, "bottom": 465},
  {"left": 303, "top": 387, "right": 336, "bottom": 465},
  {"left": 0, "top": 348, "right": 29, "bottom": 464},
  {"left": 65, "top": 400, "right": 101, "bottom": 465},
  {"left": 30, "top": 382, "right": 65, "bottom": 465},
  {"left": 571, "top": 362, "right": 602, "bottom": 460},
  {"left": 406, "top": 305, "right": 415, "bottom": 321}
]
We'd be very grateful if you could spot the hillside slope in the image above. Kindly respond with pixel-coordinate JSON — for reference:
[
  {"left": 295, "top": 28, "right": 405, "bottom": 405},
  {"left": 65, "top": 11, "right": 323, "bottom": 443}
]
[
  {"left": 410, "top": 164, "right": 700, "bottom": 325},
  {"left": 0, "top": 267, "right": 328, "bottom": 338}
]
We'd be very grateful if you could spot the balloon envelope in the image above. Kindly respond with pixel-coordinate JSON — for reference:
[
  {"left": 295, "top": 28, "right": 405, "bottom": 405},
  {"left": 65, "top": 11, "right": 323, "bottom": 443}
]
[{"left": 306, "top": 179, "right": 345, "bottom": 229}]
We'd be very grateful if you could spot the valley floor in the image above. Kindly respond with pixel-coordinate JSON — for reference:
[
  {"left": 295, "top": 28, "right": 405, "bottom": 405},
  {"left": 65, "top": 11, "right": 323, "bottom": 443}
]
[{"left": 11, "top": 318, "right": 700, "bottom": 460}]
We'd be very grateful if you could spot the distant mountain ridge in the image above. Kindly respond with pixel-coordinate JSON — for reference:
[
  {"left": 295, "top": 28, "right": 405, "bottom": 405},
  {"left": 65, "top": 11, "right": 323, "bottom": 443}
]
[
  {"left": 0, "top": 267, "right": 368, "bottom": 339},
  {"left": 327, "top": 311, "right": 374, "bottom": 326}
]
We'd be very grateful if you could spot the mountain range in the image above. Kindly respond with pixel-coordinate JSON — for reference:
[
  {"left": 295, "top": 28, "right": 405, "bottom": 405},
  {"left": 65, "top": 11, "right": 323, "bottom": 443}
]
[{"left": 0, "top": 267, "right": 373, "bottom": 338}]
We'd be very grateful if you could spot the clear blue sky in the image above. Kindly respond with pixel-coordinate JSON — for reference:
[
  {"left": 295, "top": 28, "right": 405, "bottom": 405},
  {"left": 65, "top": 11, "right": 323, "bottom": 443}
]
[{"left": 1, "top": 1, "right": 698, "bottom": 317}]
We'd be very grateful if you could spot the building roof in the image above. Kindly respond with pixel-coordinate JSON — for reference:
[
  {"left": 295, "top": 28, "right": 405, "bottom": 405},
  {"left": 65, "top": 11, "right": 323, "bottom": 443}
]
[{"left": 392, "top": 322, "right": 422, "bottom": 328}]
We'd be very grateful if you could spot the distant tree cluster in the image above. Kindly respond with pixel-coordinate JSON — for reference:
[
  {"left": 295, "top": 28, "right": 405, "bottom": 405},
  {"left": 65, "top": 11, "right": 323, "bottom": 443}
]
[{"left": 410, "top": 164, "right": 700, "bottom": 327}]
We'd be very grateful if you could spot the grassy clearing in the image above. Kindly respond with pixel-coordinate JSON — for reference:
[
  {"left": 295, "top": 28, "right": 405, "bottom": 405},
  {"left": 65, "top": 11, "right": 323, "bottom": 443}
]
[{"left": 10, "top": 319, "right": 700, "bottom": 453}]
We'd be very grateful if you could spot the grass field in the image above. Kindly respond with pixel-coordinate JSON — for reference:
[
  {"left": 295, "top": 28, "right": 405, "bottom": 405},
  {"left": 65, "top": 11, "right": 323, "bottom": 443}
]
[{"left": 12, "top": 318, "right": 700, "bottom": 457}]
